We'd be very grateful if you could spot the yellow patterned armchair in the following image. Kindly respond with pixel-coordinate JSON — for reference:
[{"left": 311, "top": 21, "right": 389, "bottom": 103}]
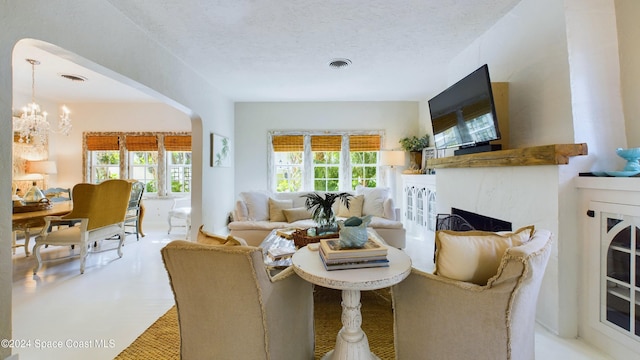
[{"left": 33, "top": 179, "right": 133, "bottom": 274}]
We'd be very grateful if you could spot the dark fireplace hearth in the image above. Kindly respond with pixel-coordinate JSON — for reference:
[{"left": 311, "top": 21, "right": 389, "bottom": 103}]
[{"left": 439, "top": 208, "right": 512, "bottom": 232}]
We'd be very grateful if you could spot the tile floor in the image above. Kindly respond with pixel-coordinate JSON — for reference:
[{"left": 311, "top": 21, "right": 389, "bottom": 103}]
[{"left": 9, "top": 225, "right": 613, "bottom": 359}]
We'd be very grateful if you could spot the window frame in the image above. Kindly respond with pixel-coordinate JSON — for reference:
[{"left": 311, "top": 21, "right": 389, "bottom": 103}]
[
  {"left": 83, "top": 132, "right": 191, "bottom": 197},
  {"left": 268, "top": 130, "right": 384, "bottom": 192}
]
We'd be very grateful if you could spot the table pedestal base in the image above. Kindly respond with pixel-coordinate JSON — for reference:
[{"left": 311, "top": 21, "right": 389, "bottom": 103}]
[{"left": 322, "top": 289, "right": 380, "bottom": 360}]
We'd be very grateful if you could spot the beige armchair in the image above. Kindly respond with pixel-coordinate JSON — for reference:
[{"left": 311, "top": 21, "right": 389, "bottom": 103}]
[
  {"left": 33, "top": 179, "right": 133, "bottom": 274},
  {"left": 392, "top": 229, "right": 552, "bottom": 360},
  {"left": 161, "top": 240, "right": 314, "bottom": 360}
]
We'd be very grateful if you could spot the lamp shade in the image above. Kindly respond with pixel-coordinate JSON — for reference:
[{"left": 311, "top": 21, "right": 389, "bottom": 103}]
[
  {"left": 27, "top": 160, "right": 57, "bottom": 175},
  {"left": 380, "top": 150, "right": 405, "bottom": 167}
]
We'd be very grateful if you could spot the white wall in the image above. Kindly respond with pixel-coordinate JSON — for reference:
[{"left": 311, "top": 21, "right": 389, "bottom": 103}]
[
  {"left": 422, "top": 0, "right": 577, "bottom": 337},
  {"left": 421, "top": 0, "right": 630, "bottom": 342},
  {"left": 234, "top": 101, "right": 419, "bottom": 199},
  {"left": 616, "top": 0, "right": 640, "bottom": 148},
  {"left": 1, "top": 2, "right": 234, "bottom": 356}
]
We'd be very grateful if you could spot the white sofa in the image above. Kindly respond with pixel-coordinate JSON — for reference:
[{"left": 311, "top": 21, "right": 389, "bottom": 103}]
[{"left": 228, "top": 187, "right": 406, "bottom": 248}]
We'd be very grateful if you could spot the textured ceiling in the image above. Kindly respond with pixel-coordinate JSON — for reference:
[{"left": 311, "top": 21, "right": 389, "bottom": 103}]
[{"left": 12, "top": 0, "right": 521, "bottom": 104}]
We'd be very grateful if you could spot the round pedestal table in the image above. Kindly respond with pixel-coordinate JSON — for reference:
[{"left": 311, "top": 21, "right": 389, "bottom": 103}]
[{"left": 292, "top": 244, "right": 411, "bottom": 360}]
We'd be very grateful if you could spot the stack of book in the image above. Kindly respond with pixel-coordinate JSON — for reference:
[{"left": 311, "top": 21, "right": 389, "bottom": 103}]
[{"left": 319, "top": 237, "right": 388, "bottom": 271}]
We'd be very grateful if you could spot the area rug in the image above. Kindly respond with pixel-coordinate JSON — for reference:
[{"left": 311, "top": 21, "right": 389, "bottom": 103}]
[{"left": 114, "top": 287, "right": 395, "bottom": 360}]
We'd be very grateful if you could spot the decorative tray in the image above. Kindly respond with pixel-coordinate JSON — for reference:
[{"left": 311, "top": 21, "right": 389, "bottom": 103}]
[
  {"left": 292, "top": 228, "right": 339, "bottom": 248},
  {"left": 13, "top": 199, "right": 53, "bottom": 213}
]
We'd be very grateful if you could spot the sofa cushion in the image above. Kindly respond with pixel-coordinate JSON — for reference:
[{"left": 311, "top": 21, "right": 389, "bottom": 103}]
[
  {"left": 434, "top": 225, "right": 534, "bottom": 285},
  {"left": 338, "top": 194, "right": 364, "bottom": 218},
  {"left": 240, "top": 191, "right": 271, "bottom": 221},
  {"left": 234, "top": 200, "right": 249, "bottom": 221},
  {"left": 356, "top": 186, "right": 389, "bottom": 218},
  {"left": 283, "top": 207, "right": 312, "bottom": 223},
  {"left": 269, "top": 198, "right": 293, "bottom": 222}
]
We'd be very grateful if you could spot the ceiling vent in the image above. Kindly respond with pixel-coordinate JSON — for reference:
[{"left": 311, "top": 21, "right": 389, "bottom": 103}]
[
  {"left": 60, "top": 74, "right": 87, "bottom": 82},
  {"left": 329, "top": 58, "right": 352, "bottom": 69}
]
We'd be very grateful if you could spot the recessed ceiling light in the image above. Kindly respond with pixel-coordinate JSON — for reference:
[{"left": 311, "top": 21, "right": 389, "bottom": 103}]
[
  {"left": 329, "top": 58, "right": 352, "bottom": 69},
  {"left": 60, "top": 74, "right": 87, "bottom": 82}
]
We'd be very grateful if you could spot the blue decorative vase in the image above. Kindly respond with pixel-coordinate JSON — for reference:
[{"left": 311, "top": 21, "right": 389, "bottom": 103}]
[
  {"left": 338, "top": 215, "right": 372, "bottom": 248},
  {"left": 616, "top": 147, "right": 640, "bottom": 172}
]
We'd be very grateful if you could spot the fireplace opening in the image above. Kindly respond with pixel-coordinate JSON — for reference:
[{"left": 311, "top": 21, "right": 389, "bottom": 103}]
[{"left": 448, "top": 208, "right": 512, "bottom": 232}]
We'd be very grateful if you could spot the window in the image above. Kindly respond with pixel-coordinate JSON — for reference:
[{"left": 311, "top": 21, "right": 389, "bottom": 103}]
[
  {"left": 312, "top": 135, "right": 341, "bottom": 191},
  {"left": 90, "top": 151, "right": 120, "bottom": 182},
  {"left": 84, "top": 132, "right": 191, "bottom": 197},
  {"left": 269, "top": 131, "right": 382, "bottom": 192},
  {"left": 167, "top": 151, "right": 192, "bottom": 193},
  {"left": 165, "top": 135, "right": 192, "bottom": 194},
  {"left": 126, "top": 135, "right": 159, "bottom": 194},
  {"left": 273, "top": 135, "right": 304, "bottom": 192},
  {"left": 86, "top": 135, "right": 120, "bottom": 183},
  {"left": 349, "top": 135, "right": 379, "bottom": 189},
  {"left": 129, "top": 151, "right": 158, "bottom": 193}
]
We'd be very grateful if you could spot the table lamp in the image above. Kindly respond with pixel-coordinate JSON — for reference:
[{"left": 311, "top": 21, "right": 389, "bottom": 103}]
[
  {"left": 380, "top": 150, "right": 405, "bottom": 202},
  {"left": 26, "top": 160, "right": 57, "bottom": 190}
]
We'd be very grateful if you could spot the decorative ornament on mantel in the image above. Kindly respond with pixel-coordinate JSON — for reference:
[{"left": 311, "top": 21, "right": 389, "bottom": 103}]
[
  {"left": 13, "top": 58, "right": 73, "bottom": 147},
  {"left": 399, "top": 134, "right": 430, "bottom": 172}
]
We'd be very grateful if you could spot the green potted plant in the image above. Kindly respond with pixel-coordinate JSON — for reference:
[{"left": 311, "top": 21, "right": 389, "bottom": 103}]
[
  {"left": 399, "top": 134, "right": 430, "bottom": 170},
  {"left": 301, "top": 192, "right": 352, "bottom": 233}
]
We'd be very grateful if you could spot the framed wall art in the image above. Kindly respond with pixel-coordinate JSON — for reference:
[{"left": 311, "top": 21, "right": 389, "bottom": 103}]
[{"left": 210, "top": 133, "right": 230, "bottom": 167}]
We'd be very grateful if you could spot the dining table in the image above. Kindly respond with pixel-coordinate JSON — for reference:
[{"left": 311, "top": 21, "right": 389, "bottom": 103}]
[{"left": 12, "top": 201, "right": 73, "bottom": 256}]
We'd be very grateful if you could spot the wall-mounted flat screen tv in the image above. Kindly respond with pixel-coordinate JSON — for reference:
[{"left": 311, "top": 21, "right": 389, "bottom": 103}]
[{"left": 429, "top": 64, "right": 501, "bottom": 155}]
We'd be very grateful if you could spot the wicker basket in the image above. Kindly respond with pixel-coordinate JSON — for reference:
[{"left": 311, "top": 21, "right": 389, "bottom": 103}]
[
  {"left": 13, "top": 198, "right": 53, "bottom": 213},
  {"left": 292, "top": 228, "right": 339, "bottom": 248}
]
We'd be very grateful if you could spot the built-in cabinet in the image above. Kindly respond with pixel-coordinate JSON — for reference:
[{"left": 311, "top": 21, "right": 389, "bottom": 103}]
[
  {"left": 577, "top": 177, "right": 640, "bottom": 358},
  {"left": 401, "top": 174, "right": 436, "bottom": 240}
]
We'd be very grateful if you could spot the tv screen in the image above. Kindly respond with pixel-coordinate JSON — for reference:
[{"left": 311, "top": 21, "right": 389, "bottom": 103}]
[{"left": 429, "top": 64, "right": 501, "bottom": 153}]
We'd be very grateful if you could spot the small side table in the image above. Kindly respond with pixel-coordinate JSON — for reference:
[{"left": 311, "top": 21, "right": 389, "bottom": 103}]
[{"left": 292, "top": 241, "right": 411, "bottom": 360}]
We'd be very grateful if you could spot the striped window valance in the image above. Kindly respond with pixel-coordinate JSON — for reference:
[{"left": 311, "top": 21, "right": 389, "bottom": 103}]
[
  {"left": 349, "top": 135, "right": 381, "bottom": 151},
  {"left": 311, "top": 135, "right": 342, "bottom": 152},
  {"left": 86, "top": 135, "right": 120, "bottom": 151},
  {"left": 165, "top": 135, "right": 192, "bottom": 151},
  {"left": 126, "top": 135, "right": 158, "bottom": 151},
  {"left": 272, "top": 135, "right": 304, "bottom": 152}
]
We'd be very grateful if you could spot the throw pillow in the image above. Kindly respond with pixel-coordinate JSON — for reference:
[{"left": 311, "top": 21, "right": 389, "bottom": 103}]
[
  {"left": 338, "top": 194, "right": 364, "bottom": 217},
  {"left": 240, "top": 191, "right": 270, "bottom": 221},
  {"left": 197, "top": 226, "right": 247, "bottom": 246},
  {"left": 224, "top": 235, "right": 247, "bottom": 246},
  {"left": 356, "top": 186, "right": 389, "bottom": 217},
  {"left": 434, "top": 225, "right": 535, "bottom": 285},
  {"left": 283, "top": 207, "right": 312, "bottom": 223},
  {"left": 197, "top": 226, "right": 228, "bottom": 245},
  {"left": 269, "top": 198, "right": 293, "bottom": 222}
]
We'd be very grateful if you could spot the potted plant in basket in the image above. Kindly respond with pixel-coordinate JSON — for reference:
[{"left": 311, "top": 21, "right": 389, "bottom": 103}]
[
  {"left": 399, "top": 134, "right": 430, "bottom": 170},
  {"left": 301, "top": 192, "right": 352, "bottom": 234}
]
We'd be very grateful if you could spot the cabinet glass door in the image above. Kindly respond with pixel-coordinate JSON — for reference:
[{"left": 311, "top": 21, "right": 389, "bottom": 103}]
[{"left": 601, "top": 211, "right": 640, "bottom": 338}]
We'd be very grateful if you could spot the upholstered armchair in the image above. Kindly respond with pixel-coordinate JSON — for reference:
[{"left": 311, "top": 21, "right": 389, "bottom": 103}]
[
  {"left": 392, "top": 229, "right": 552, "bottom": 360},
  {"left": 161, "top": 239, "right": 314, "bottom": 360},
  {"left": 33, "top": 179, "right": 133, "bottom": 274}
]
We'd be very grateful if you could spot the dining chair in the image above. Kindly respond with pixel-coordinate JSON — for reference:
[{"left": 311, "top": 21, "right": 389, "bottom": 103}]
[
  {"left": 124, "top": 181, "right": 145, "bottom": 240},
  {"left": 43, "top": 187, "right": 72, "bottom": 202},
  {"left": 167, "top": 197, "right": 191, "bottom": 239}
]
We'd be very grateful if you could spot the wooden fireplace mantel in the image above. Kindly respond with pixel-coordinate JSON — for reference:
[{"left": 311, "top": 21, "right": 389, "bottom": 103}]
[{"left": 427, "top": 143, "right": 588, "bottom": 169}]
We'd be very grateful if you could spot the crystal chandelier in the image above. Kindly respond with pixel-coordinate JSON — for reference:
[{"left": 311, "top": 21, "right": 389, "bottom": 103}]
[{"left": 13, "top": 58, "right": 72, "bottom": 147}]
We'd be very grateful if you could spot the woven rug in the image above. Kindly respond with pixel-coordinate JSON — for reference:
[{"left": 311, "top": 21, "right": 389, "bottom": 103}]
[{"left": 115, "top": 286, "right": 395, "bottom": 360}]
